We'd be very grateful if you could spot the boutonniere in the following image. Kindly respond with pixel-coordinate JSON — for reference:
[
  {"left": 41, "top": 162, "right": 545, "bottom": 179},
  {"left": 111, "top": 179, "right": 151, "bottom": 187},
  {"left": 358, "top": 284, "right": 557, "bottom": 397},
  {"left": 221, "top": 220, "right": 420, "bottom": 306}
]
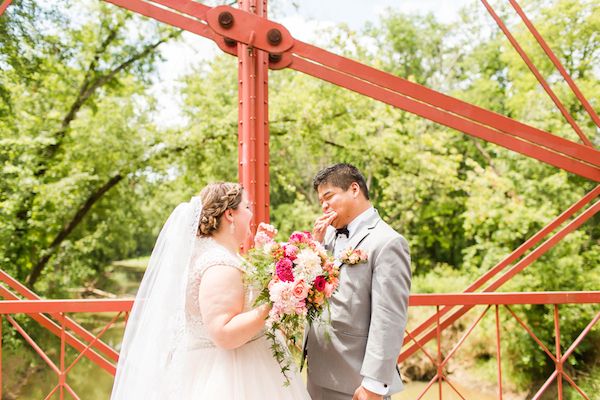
[{"left": 339, "top": 248, "right": 368, "bottom": 265}]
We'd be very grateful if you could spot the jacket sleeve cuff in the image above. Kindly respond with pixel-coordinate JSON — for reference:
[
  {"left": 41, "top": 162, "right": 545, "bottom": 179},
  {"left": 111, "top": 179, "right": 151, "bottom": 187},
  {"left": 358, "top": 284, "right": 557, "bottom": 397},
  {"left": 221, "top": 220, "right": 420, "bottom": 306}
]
[{"left": 361, "top": 376, "right": 389, "bottom": 396}]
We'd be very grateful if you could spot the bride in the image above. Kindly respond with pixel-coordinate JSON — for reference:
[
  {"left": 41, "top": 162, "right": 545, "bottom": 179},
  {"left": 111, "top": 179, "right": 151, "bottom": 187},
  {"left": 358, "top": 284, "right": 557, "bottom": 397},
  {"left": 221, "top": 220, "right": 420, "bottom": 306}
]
[{"left": 111, "top": 182, "right": 310, "bottom": 399}]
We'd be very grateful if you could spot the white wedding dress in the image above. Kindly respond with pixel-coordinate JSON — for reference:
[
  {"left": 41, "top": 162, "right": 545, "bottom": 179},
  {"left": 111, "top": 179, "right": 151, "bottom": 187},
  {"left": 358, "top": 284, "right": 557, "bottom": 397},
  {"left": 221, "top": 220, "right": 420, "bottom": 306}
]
[
  {"left": 110, "top": 197, "right": 310, "bottom": 400},
  {"left": 171, "top": 236, "right": 311, "bottom": 399}
]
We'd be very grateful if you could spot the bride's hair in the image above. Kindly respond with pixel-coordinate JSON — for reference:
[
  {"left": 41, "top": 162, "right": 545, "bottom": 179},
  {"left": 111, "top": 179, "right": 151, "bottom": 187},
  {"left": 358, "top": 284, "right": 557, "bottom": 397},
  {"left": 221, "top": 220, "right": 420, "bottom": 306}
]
[{"left": 198, "top": 182, "right": 243, "bottom": 236}]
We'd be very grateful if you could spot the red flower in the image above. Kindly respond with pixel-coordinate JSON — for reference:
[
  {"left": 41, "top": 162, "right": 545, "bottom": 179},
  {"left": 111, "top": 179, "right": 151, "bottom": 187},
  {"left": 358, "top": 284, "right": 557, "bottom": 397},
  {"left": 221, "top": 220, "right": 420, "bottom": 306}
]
[
  {"left": 289, "top": 231, "right": 310, "bottom": 244},
  {"left": 283, "top": 244, "right": 299, "bottom": 261},
  {"left": 276, "top": 258, "right": 294, "bottom": 282},
  {"left": 313, "top": 275, "right": 327, "bottom": 292}
]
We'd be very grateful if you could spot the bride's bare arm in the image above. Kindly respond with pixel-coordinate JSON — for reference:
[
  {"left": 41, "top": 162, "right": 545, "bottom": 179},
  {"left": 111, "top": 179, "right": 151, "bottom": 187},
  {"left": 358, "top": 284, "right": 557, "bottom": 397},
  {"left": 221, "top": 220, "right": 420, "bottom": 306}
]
[{"left": 199, "top": 265, "right": 270, "bottom": 350}]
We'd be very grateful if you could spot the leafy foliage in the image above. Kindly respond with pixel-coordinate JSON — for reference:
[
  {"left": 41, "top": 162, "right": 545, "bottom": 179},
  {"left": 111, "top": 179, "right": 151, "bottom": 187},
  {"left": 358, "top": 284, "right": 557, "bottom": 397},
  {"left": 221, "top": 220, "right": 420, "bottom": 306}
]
[{"left": 0, "top": 0, "right": 598, "bottom": 395}]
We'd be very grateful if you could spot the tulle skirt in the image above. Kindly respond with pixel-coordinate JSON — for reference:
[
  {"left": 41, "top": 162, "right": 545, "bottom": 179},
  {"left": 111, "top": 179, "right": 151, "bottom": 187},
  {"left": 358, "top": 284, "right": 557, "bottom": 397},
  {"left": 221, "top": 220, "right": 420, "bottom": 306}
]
[{"left": 173, "top": 335, "right": 311, "bottom": 399}]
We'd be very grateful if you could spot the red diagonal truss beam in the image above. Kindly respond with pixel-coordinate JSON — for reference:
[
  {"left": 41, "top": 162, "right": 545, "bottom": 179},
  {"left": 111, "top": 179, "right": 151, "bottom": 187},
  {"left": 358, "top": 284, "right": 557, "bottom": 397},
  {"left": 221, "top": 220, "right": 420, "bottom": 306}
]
[
  {"left": 0, "top": 7, "right": 596, "bottom": 174},
  {"left": 0, "top": 285, "right": 118, "bottom": 374},
  {"left": 0, "top": 270, "right": 120, "bottom": 362},
  {"left": 0, "top": 270, "right": 124, "bottom": 374},
  {"left": 0, "top": 0, "right": 11, "bottom": 16},
  {"left": 1, "top": 2, "right": 599, "bottom": 390},
  {"left": 508, "top": 0, "right": 600, "bottom": 130},
  {"left": 480, "top": 0, "right": 593, "bottom": 147},
  {"left": 399, "top": 187, "right": 599, "bottom": 362},
  {"left": 405, "top": 296, "right": 600, "bottom": 399},
  {"left": 30, "top": 0, "right": 596, "bottom": 181}
]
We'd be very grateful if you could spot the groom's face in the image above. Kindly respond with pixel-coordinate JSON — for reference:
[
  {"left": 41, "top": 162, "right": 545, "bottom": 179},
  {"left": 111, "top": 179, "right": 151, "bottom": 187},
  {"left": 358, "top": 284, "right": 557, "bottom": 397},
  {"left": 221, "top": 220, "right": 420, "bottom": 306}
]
[{"left": 316, "top": 183, "right": 357, "bottom": 228}]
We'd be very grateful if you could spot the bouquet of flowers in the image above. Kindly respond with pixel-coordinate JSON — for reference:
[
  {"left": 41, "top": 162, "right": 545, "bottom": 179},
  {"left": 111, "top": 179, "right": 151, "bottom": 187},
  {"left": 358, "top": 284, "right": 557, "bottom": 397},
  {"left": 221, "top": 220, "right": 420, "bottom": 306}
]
[{"left": 244, "top": 222, "right": 340, "bottom": 384}]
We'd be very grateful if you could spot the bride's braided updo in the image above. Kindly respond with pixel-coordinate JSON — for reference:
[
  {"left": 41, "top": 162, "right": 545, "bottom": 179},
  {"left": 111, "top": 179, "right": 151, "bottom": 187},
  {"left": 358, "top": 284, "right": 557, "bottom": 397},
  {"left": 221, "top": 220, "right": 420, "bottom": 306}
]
[{"left": 198, "top": 182, "right": 244, "bottom": 236}]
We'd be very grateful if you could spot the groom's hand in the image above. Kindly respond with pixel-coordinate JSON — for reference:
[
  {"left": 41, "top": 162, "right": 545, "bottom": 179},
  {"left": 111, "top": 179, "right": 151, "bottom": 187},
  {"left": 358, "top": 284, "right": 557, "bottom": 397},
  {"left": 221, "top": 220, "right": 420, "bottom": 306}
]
[
  {"left": 312, "top": 211, "right": 336, "bottom": 243},
  {"left": 352, "top": 386, "right": 383, "bottom": 400}
]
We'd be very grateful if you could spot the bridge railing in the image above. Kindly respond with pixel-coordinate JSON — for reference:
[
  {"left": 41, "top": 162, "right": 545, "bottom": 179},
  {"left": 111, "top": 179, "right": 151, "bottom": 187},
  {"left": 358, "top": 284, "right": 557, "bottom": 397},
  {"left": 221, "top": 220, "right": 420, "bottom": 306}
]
[
  {"left": 404, "top": 291, "right": 600, "bottom": 400},
  {"left": 2, "top": 271, "right": 599, "bottom": 399}
]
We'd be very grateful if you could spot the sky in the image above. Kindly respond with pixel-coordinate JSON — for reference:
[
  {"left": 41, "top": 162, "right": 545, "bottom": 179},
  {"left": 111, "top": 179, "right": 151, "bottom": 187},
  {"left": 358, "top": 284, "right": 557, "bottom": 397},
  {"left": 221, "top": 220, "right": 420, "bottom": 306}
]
[{"left": 152, "top": 0, "right": 473, "bottom": 125}]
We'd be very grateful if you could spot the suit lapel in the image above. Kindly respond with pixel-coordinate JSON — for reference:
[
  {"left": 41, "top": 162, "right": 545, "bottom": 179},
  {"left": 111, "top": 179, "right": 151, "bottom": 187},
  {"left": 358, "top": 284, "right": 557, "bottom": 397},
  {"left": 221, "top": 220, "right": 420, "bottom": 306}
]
[{"left": 336, "top": 210, "right": 380, "bottom": 267}]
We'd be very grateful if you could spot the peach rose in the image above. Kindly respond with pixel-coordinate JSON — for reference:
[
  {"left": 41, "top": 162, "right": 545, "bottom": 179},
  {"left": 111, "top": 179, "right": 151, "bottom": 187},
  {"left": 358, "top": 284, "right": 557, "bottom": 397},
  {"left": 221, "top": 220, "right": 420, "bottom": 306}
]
[{"left": 292, "top": 279, "right": 309, "bottom": 299}]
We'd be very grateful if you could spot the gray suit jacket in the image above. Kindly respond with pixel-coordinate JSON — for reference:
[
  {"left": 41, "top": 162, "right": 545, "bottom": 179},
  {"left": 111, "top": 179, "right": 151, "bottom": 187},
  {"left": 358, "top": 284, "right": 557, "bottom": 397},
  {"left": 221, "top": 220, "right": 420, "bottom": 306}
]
[{"left": 305, "top": 210, "right": 411, "bottom": 395}]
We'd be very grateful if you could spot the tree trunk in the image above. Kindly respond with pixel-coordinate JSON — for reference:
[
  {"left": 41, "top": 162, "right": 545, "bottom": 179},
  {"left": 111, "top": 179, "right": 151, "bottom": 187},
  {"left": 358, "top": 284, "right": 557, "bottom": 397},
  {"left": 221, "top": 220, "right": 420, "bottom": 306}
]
[{"left": 27, "top": 173, "right": 123, "bottom": 288}]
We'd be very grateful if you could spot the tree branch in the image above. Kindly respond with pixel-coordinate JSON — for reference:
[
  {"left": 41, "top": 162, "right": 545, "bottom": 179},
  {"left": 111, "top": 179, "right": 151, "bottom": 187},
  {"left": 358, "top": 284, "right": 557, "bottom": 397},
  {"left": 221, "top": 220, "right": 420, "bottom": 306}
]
[
  {"left": 467, "top": 136, "right": 500, "bottom": 175},
  {"left": 25, "top": 138, "right": 191, "bottom": 288},
  {"left": 27, "top": 173, "right": 123, "bottom": 287},
  {"left": 36, "top": 29, "right": 180, "bottom": 176}
]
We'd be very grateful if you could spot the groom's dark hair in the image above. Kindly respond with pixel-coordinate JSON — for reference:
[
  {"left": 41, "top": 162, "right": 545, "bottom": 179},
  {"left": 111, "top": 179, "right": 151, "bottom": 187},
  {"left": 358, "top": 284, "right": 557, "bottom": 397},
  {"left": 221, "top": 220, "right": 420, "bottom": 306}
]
[{"left": 313, "top": 163, "right": 370, "bottom": 200}]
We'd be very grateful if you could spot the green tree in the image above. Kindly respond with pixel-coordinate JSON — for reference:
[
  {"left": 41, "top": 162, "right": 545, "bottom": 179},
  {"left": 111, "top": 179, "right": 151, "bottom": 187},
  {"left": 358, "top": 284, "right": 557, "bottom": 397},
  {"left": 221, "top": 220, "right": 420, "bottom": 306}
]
[{"left": 0, "top": 0, "right": 180, "bottom": 292}]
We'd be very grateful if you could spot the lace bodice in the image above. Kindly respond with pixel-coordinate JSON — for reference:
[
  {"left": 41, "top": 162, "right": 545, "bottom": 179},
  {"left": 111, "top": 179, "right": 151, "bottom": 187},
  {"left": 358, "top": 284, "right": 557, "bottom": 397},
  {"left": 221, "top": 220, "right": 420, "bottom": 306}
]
[{"left": 184, "top": 237, "right": 259, "bottom": 349}]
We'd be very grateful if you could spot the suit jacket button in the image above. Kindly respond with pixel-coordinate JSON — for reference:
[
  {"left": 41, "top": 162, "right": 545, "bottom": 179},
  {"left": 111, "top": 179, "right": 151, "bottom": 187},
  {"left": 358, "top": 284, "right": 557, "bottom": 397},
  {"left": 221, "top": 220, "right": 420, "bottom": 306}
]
[{"left": 384, "top": 384, "right": 388, "bottom": 388}]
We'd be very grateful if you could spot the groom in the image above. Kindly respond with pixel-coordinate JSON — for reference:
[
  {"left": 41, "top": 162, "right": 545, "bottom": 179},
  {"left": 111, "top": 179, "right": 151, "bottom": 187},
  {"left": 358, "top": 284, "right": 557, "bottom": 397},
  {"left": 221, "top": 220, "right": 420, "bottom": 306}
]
[{"left": 305, "top": 163, "right": 412, "bottom": 400}]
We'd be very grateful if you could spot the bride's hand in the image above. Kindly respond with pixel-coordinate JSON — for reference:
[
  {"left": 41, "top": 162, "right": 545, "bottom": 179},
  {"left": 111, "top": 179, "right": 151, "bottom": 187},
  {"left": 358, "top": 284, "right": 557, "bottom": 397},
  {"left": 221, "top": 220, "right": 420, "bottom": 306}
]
[
  {"left": 256, "top": 302, "right": 272, "bottom": 320},
  {"left": 312, "top": 211, "right": 336, "bottom": 243}
]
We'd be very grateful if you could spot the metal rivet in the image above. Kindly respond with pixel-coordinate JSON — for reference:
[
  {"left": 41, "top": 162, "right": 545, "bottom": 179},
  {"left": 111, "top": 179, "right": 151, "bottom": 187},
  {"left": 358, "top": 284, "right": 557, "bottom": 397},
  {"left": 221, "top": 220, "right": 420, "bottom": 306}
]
[
  {"left": 267, "top": 28, "right": 282, "bottom": 45},
  {"left": 224, "top": 37, "right": 237, "bottom": 47},
  {"left": 218, "top": 11, "right": 234, "bottom": 29},
  {"left": 269, "top": 53, "right": 282, "bottom": 63}
]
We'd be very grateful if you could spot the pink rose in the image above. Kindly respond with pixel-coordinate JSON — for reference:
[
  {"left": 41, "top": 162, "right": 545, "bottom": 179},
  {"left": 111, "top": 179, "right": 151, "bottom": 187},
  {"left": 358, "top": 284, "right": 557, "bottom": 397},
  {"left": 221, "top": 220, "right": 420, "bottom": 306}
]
[
  {"left": 324, "top": 282, "right": 335, "bottom": 297},
  {"left": 276, "top": 258, "right": 294, "bottom": 282},
  {"left": 295, "top": 299, "right": 307, "bottom": 315},
  {"left": 284, "top": 244, "right": 299, "bottom": 260},
  {"left": 356, "top": 249, "right": 368, "bottom": 260},
  {"left": 292, "top": 280, "right": 309, "bottom": 299},
  {"left": 313, "top": 275, "right": 327, "bottom": 292}
]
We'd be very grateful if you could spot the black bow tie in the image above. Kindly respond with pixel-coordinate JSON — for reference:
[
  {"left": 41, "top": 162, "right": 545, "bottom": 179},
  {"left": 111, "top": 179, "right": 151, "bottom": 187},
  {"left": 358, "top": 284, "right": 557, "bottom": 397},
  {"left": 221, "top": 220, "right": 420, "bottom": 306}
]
[{"left": 335, "top": 226, "right": 349, "bottom": 237}]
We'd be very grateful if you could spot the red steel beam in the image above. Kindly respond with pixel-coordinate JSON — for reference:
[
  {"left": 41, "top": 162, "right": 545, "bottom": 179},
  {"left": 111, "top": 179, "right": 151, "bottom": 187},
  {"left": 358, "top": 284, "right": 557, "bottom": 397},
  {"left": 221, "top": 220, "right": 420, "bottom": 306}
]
[
  {"left": 0, "top": 270, "right": 121, "bottom": 362},
  {"left": 0, "top": 285, "right": 118, "bottom": 374},
  {"left": 480, "top": 0, "right": 593, "bottom": 147},
  {"left": 202, "top": 6, "right": 600, "bottom": 180},
  {"left": 402, "top": 186, "right": 599, "bottom": 340},
  {"left": 399, "top": 195, "right": 600, "bottom": 362},
  {"left": 409, "top": 291, "right": 600, "bottom": 306},
  {"left": 103, "top": 0, "right": 211, "bottom": 39},
  {"left": 508, "top": 0, "right": 600, "bottom": 130},
  {"left": 554, "top": 305, "right": 564, "bottom": 399},
  {"left": 64, "top": 312, "right": 123, "bottom": 375},
  {"left": 165, "top": 3, "right": 600, "bottom": 170},
  {"left": 562, "top": 310, "right": 600, "bottom": 363},
  {"left": 99, "top": 3, "right": 599, "bottom": 180},
  {"left": 2, "top": 2, "right": 597, "bottom": 202},
  {"left": 256, "top": 0, "right": 271, "bottom": 227},
  {"left": 506, "top": 305, "right": 557, "bottom": 362},
  {"left": 285, "top": 39, "right": 599, "bottom": 168},
  {"left": 289, "top": 54, "right": 600, "bottom": 182},
  {"left": 6, "top": 292, "right": 599, "bottom": 314},
  {"left": 237, "top": 0, "right": 270, "bottom": 250},
  {"left": 483, "top": 200, "right": 600, "bottom": 293},
  {"left": 562, "top": 373, "right": 591, "bottom": 400},
  {"left": 495, "top": 305, "right": 503, "bottom": 399},
  {"left": 0, "top": 0, "right": 11, "bottom": 17},
  {"left": 0, "top": 299, "right": 133, "bottom": 314},
  {"left": 5, "top": 315, "right": 61, "bottom": 374},
  {"left": 103, "top": 0, "right": 237, "bottom": 57}
]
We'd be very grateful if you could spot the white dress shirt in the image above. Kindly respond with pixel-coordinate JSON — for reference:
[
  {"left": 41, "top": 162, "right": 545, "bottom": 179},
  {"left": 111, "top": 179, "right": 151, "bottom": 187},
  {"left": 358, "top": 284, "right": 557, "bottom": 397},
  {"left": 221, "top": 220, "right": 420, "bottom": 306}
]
[{"left": 333, "top": 207, "right": 389, "bottom": 396}]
